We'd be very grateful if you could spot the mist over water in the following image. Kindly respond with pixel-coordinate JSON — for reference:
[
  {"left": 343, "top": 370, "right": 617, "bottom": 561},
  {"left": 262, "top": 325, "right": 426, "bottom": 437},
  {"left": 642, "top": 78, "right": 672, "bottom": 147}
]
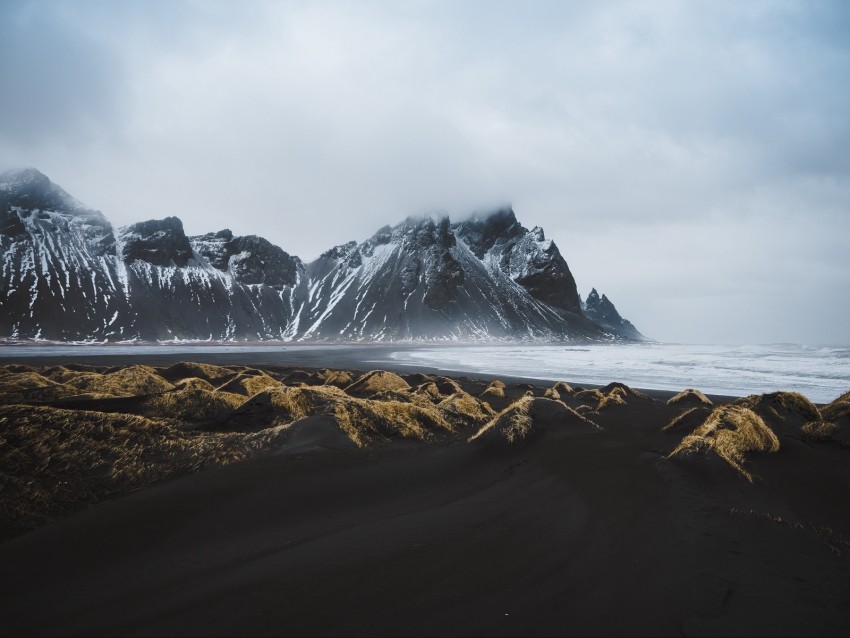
[{"left": 391, "top": 343, "right": 850, "bottom": 404}]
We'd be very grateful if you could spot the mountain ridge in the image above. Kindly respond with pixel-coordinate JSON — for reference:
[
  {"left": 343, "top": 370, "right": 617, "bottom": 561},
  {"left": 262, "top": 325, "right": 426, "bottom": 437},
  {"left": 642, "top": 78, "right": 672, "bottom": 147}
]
[{"left": 0, "top": 168, "right": 645, "bottom": 343}]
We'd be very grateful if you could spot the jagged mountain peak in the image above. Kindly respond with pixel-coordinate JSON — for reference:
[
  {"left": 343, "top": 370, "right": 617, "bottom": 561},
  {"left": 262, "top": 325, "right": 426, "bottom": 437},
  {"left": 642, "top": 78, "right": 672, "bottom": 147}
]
[
  {"left": 1, "top": 167, "right": 81, "bottom": 212},
  {"left": 1, "top": 168, "right": 645, "bottom": 343},
  {"left": 452, "top": 208, "right": 581, "bottom": 314},
  {"left": 452, "top": 206, "right": 524, "bottom": 259},
  {"left": 0, "top": 167, "right": 51, "bottom": 189},
  {"left": 0, "top": 167, "right": 107, "bottom": 226}
]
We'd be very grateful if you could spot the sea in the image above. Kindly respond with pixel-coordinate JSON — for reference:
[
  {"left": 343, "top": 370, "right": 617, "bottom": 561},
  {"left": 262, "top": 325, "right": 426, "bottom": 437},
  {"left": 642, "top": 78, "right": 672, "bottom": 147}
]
[
  {"left": 389, "top": 343, "right": 850, "bottom": 403},
  {"left": 1, "top": 342, "right": 848, "bottom": 404}
]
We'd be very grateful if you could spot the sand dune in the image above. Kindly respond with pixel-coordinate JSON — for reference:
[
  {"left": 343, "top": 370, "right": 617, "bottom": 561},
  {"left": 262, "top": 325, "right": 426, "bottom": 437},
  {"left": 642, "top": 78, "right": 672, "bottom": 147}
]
[{"left": 0, "top": 361, "right": 848, "bottom": 636}]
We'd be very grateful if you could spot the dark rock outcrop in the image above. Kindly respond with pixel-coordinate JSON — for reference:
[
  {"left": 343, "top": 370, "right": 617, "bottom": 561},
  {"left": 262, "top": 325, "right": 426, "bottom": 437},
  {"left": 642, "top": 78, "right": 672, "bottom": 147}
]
[
  {"left": 120, "top": 217, "right": 193, "bottom": 267},
  {"left": 192, "top": 231, "right": 301, "bottom": 290},
  {"left": 453, "top": 208, "right": 582, "bottom": 314}
]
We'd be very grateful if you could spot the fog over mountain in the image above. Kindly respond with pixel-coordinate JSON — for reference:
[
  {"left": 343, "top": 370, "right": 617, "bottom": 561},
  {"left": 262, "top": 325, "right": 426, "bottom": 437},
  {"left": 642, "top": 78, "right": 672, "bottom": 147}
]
[{"left": 1, "top": 1, "right": 848, "bottom": 344}]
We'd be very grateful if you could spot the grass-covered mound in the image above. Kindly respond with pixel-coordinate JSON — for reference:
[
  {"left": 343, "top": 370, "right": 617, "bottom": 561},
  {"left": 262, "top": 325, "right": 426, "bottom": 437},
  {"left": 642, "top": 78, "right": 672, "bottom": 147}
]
[
  {"left": 801, "top": 420, "right": 838, "bottom": 442},
  {"left": 667, "top": 389, "right": 713, "bottom": 407},
  {"left": 469, "top": 396, "right": 600, "bottom": 446},
  {"left": 600, "top": 382, "right": 653, "bottom": 402},
  {"left": 215, "top": 371, "right": 282, "bottom": 397},
  {"left": 344, "top": 370, "right": 411, "bottom": 397},
  {"left": 0, "top": 371, "right": 85, "bottom": 403},
  {"left": 64, "top": 365, "right": 175, "bottom": 397},
  {"left": 662, "top": 406, "right": 712, "bottom": 433},
  {"left": 821, "top": 393, "right": 850, "bottom": 436},
  {"left": 158, "top": 362, "right": 235, "bottom": 385},
  {"left": 733, "top": 391, "right": 847, "bottom": 443},
  {"left": 222, "top": 385, "right": 455, "bottom": 446},
  {"left": 668, "top": 404, "right": 780, "bottom": 481},
  {"left": 480, "top": 380, "right": 506, "bottom": 399},
  {"left": 567, "top": 383, "right": 648, "bottom": 412},
  {"left": 0, "top": 403, "right": 290, "bottom": 534},
  {"left": 735, "top": 392, "right": 821, "bottom": 428}
]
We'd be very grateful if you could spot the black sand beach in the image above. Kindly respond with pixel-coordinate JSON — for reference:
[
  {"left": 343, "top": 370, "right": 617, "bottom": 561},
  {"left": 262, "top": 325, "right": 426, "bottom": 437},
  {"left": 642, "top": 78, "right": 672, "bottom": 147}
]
[{"left": 0, "top": 352, "right": 848, "bottom": 636}]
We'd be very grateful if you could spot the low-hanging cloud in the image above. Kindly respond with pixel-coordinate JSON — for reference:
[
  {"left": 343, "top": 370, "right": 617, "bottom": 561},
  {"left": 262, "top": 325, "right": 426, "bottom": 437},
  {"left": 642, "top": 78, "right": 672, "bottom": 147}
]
[{"left": 1, "top": 0, "right": 848, "bottom": 344}]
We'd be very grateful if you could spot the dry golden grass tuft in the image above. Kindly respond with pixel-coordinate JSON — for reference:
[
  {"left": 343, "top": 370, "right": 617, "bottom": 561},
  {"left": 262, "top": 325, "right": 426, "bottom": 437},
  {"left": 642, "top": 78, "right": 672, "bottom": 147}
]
[
  {"left": 736, "top": 391, "right": 822, "bottom": 423},
  {"left": 543, "top": 387, "right": 560, "bottom": 400},
  {"left": 333, "top": 399, "right": 454, "bottom": 447},
  {"left": 574, "top": 389, "right": 605, "bottom": 404},
  {"left": 552, "top": 381, "right": 574, "bottom": 396},
  {"left": 437, "top": 391, "right": 496, "bottom": 426},
  {"left": 470, "top": 395, "right": 534, "bottom": 444},
  {"left": 801, "top": 420, "right": 838, "bottom": 442},
  {"left": 173, "top": 377, "right": 216, "bottom": 392},
  {"left": 413, "top": 382, "right": 442, "bottom": 402},
  {"left": 668, "top": 405, "right": 780, "bottom": 481},
  {"left": 313, "top": 369, "right": 354, "bottom": 388},
  {"left": 0, "top": 403, "right": 290, "bottom": 532},
  {"left": 225, "top": 385, "right": 455, "bottom": 447},
  {"left": 61, "top": 365, "right": 175, "bottom": 397},
  {"left": 570, "top": 386, "right": 634, "bottom": 412},
  {"left": 469, "top": 396, "right": 600, "bottom": 445},
  {"left": 158, "top": 362, "right": 234, "bottom": 384},
  {"left": 833, "top": 390, "right": 850, "bottom": 404},
  {"left": 662, "top": 407, "right": 711, "bottom": 432},
  {"left": 600, "top": 382, "right": 652, "bottom": 401},
  {"left": 822, "top": 400, "right": 850, "bottom": 425},
  {"left": 41, "top": 365, "right": 90, "bottom": 384},
  {"left": 433, "top": 377, "right": 464, "bottom": 396},
  {"left": 344, "top": 370, "right": 411, "bottom": 397},
  {"left": 367, "top": 389, "right": 439, "bottom": 411},
  {"left": 1, "top": 364, "right": 38, "bottom": 374},
  {"left": 215, "top": 372, "right": 281, "bottom": 397},
  {"left": 0, "top": 371, "right": 82, "bottom": 403},
  {"left": 138, "top": 388, "right": 246, "bottom": 423},
  {"left": 668, "top": 389, "right": 713, "bottom": 407},
  {"left": 480, "top": 381, "right": 506, "bottom": 399},
  {"left": 554, "top": 399, "right": 603, "bottom": 430},
  {"left": 597, "top": 388, "right": 628, "bottom": 411}
]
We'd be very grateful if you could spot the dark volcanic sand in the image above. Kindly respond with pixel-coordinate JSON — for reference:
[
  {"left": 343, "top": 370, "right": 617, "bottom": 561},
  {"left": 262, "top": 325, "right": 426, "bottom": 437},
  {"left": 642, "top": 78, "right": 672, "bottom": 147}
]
[{"left": 0, "top": 356, "right": 848, "bottom": 636}]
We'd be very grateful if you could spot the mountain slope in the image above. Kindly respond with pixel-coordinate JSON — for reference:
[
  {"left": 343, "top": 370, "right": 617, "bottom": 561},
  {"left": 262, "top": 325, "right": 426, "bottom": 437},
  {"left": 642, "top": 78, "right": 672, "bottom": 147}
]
[
  {"left": 0, "top": 168, "right": 644, "bottom": 342},
  {"left": 0, "top": 169, "right": 307, "bottom": 341}
]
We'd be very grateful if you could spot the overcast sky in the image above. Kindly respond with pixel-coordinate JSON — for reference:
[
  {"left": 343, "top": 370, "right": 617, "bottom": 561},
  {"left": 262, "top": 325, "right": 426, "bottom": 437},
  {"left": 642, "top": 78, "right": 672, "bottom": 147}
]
[{"left": 1, "top": 0, "right": 848, "bottom": 345}]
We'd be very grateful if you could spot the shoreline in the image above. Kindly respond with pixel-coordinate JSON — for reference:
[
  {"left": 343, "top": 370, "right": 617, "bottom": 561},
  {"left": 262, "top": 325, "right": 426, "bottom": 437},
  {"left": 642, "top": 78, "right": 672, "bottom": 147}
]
[
  {"left": 0, "top": 346, "right": 741, "bottom": 404},
  {"left": 0, "top": 343, "right": 835, "bottom": 405}
]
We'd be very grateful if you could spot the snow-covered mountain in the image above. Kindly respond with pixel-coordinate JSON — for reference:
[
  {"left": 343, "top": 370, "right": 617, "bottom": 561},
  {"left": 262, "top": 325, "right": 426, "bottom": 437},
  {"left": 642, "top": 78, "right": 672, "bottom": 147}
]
[{"left": 0, "top": 168, "right": 645, "bottom": 342}]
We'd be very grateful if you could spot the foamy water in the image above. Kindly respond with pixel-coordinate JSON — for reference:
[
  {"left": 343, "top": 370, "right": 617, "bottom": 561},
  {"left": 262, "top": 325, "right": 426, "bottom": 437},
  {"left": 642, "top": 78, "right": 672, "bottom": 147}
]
[{"left": 389, "top": 343, "right": 850, "bottom": 403}]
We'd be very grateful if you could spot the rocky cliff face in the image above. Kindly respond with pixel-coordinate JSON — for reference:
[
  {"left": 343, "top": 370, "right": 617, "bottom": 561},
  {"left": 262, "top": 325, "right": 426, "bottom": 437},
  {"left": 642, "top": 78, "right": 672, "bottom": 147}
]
[
  {"left": 0, "top": 168, "right": 645, "bottom": 342},
  {"left": 453, "top": 208, "right": 582, "bottom": 314}
]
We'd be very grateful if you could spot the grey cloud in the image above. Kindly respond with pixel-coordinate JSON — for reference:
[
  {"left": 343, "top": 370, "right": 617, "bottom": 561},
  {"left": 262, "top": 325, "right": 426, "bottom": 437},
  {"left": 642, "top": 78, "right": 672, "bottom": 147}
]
[
  {"left": 1, "top": 0, "right": 848, "bottom": 344},
  {"left": 0, "top": 1, "right": 124, "bottom": 146}
]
